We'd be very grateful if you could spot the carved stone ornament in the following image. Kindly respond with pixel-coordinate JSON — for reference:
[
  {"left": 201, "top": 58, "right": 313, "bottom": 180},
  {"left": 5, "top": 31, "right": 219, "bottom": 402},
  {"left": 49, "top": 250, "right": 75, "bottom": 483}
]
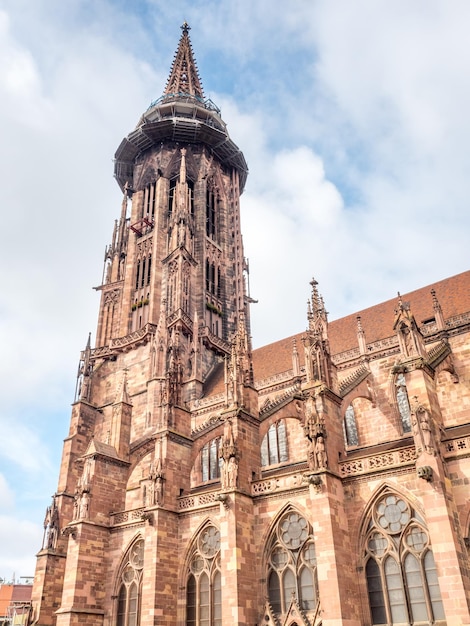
[{"left": 61, "top": 526, "right": 77, "bottom": 539}]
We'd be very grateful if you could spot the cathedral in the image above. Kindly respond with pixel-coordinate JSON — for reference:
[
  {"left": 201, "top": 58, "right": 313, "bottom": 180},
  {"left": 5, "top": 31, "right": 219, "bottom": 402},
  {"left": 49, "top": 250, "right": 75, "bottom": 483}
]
[{"left": 30, "top": 23, "right": 470, "bottom": 626}]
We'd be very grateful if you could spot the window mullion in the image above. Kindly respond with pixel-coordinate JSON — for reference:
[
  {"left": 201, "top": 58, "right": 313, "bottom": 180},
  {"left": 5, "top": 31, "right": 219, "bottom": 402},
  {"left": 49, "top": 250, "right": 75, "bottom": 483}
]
[
  {"left": 420, "top": 556, "right": 434, "bottom": 622},
  {"left": 379, "top": 561, "right": 393, "bottom": 626}
]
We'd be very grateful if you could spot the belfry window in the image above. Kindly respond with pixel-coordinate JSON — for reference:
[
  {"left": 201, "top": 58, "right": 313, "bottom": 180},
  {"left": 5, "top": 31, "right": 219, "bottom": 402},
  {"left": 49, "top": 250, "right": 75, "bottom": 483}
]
[
  {"left": 201, "top": 438, "right": 223, "bottom": 482},
  {"left": 206, "top": 188, "right": 217, "bottom": 240},
  {"left": 188, "top": 179, "right": 195, "bottom": 215},
  {"left": 142, "top": 181, "right": 156, "bottom": 220},
  {"left": 186, "top": 525, "right": 222, "bottom": 626},
  {"left": 116, "top": 539, "right": 144, "bottom": 626},
  {"left": 135, "top": 256, "right": 151, "bottom": 291},
  {"left": 266, "top": 511, "right": 318, "bottom": 616},
  {"left": 168, "top": 178, "right": 177, "bottom": 215},
  {"left": 396, "top": 373, "right": 412, "bottom": 433},
  {"left": 206, "top": 260, "right": 216, "bottom": 295},
  {"left": 343, "top": 404, "right": 359, "bottom": 447},
  {"left": 261, "top": 420, "right": 288, "bottom": 467},
  {"left": 364, "top": 492, "right": 444, "bottom": 625}
]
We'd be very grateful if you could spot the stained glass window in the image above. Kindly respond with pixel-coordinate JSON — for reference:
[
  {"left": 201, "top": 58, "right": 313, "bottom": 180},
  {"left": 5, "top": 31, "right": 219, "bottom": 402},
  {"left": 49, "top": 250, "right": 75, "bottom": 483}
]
[
  {"left": 364, "top": 492, "right": 445, "bottom": 624},
  {"left": 201, "top": 438, "right": 222, "bottom": 482},
  {"left": 344, "top": 404, "right": 359, "bottom": 446},
  {"left": 261, "top": 420, "right": 288, "bottom": 467},
  {"left": 116, "top": 539, "right": 144, "bottom": 626},
  {"left": 266, "top": 511, "right": 318, "bottom": 617},
  {"left": 186, "top": 525, "right": 221, "bottom": 626}
]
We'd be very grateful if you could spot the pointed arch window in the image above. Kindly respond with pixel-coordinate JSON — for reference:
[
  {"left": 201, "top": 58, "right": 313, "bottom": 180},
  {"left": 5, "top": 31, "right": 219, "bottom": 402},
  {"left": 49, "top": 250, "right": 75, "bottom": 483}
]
[
  {"left": 343, "top": 403, "right": 359, "bottom": 447},
  {"left": 188, "top": 179, "right": 195, "bottom": 215},
  {"left": 266, "top": 511, "right": 318, "bottom": 617},
  {"left": 143, "top": 181, "right": 156, "bottom": 220},
  {"left": 186, "top": 525, "right": 222, "bottom": 626},
  {"left": 364, "top": 492, "right": 445, "bottom": 625},
  {"left": 206, "top": 260, "right": 217, "bottom": 295},
  {"left": 168, "top": 178, "right": 177, "bottom": 215},
  {"left": 201, "top": 438, "right": 223, "bottom": 482},
  {"left": 206, "top": 187, "right": 217, "bottom": 240},
  {"left": 396, "top": 374, "right": 412, "bottom": 433},
  {"left": 116, "top": 539, "right": 144, "bottom": 626},
  {"left": 261, "top": 420, "right": 288, "bottom": 467}
]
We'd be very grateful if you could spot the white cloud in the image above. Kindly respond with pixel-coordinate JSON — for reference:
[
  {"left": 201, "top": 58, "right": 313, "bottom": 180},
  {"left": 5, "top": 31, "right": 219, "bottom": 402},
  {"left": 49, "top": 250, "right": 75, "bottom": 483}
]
[
  {"left": 0, "top": 474, "right": 15, "bottom": 510},
  {"left": 0, "top": 0, "right": 469, "bottom": 578},
  {"left": 0, "top": 515, "right": 42, "bottom": 579}
]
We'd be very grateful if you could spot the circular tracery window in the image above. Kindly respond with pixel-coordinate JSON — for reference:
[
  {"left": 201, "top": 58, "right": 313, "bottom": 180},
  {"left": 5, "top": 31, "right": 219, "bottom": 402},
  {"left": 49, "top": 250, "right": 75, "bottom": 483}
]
[
  {"left": 301, "top": 542, "right": 317, "bottom": 566},
  {"left": 406, "top": 525, "right": 428, "bottom": 552},
  {"left": 279, "top": 512, "right": 308, "bottom": 549},
  {"left": 271, "top": 546, "right": 289, "bottom": 569},
  {"left": 375, "top": 495, "right": 410, "bottom": 534},
  {"left": 190, "top": 555, "right": 205, "bottom": 573},
  {"left": 122, "top": 564, "right": 135, "bottom": 584},
  {"left": 367, "top": 532, "right": 389, "bottom": 557},
  {"left": 130, "top": 540, "right": 144, "bottom": 569},
  {"left": 199, "top": 525, "right": 220, "bottom": 558}
]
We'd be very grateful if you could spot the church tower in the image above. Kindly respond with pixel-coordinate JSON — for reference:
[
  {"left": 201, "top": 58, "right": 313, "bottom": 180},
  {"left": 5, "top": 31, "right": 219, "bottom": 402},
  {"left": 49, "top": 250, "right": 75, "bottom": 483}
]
[
  {"left": 30, "top": 24, "right": 255, "bottom": 626},
  {"left": 30, "top": 21, "right": 470, "bottom": 626}
]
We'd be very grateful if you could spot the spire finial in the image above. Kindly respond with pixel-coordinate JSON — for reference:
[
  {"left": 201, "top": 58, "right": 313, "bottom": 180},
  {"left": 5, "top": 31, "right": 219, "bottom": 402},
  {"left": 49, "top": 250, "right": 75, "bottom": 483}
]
[{"left": 163, "top": 24, "right": 204, "bottom": 100}]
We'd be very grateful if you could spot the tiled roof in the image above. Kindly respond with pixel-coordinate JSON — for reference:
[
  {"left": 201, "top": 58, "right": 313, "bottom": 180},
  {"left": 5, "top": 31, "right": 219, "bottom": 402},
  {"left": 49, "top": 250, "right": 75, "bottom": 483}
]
[
  {"left": 0, "top": 585, "right": 13, "bottom": 616},
  {"left": 252, "top": 270, "right": 470, "bottom": 385},
  {"left": 201, "top": 270, "right": 469, "bottom": 397}
]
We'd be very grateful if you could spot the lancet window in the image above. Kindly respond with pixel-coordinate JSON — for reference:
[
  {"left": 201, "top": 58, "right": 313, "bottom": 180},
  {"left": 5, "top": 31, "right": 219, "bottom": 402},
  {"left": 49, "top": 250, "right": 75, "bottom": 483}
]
[
  {"left": 343, "top": 403, "right": 359, "bottom": 447},
  {"left": 266, "top": 510, "right": 318, "bottom": 617},
  {"left": 261, "top": 420, "right": 288, "bottom": 467},
  {"left": 201, "top": 438, "right": 223, "bottom": 482},
  {"left": 135, "top": 254, "right": 152, "bottom": 291},
  {"left": 168, "top": 178, "right": 176, "bottom": 215},
  {"left": 186, "top": 525, "right": 222, "bottom": 626},
  {"left": 182, "top": 262, "right": 190, "bottom": 313},
  {"left": 116, "top": 538, "right": 144, "bottom": 626},
  {"left": 142, "top": 181, "right": 156, "bottom": 220},
  {"left": 205, "top": 260, "right": 216, "bottom": 295},
  {"left": 364, "top": 491, "right": 445, "bottom": 625},
  {"left": 206, "top": 187, "right": 218, "bottom": 240},
  {"left": 168, "top": 178, "right": 194, "bottom": 215},
  {"left": 396, "top": 374, "right": 412, "bottom": 433}
]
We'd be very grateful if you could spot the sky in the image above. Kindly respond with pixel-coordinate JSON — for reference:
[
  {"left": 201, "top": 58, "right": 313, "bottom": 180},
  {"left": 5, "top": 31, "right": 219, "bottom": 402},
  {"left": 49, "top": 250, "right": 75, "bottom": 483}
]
[{"left": 0, "top": 0, "right": 469, "bottom": 580}]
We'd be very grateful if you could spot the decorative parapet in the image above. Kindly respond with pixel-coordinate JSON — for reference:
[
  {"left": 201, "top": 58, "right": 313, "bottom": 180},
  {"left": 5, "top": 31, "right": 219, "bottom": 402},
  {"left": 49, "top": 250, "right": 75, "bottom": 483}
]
[
  {"left": 178, "top": 491, "right": 219, "bottom": 511},
  {"left": 256, "top": 369, "right": 298, "bottom": 392},
  {"left": 334, "top": 312, "right": 470, "bottom": 368},
  {"left": 111, "top": 507, "right": 145, "bottom": 526},
  {"left": 339, "top": 363, "right": 369, "bottom": 398},
  {"left": 421, "top": 311, "right": 470, "bottom": 336},
  {"left": 200, "top": 327, "right": 231, "bottom": 354},
  {"left": 192, "top": 392, "right": 225, "bottom": 410},
  {"left": 339, "top": 446, "right": 417, "bottom": 478},
  {"left": 167, "top": 308, "right": 193, "bottom": 330},
  {"left": 192, "top": 414, "right": 222, "bottom": 437},
  {"left": 427, "top": 340, "right": 451, "bottom": 369},
  {"left": 443, "top": 436, "right": 470, "bottom": 458},
  {"left": 251, "top": 472, "right": 306, "bottom": 497},
  {"left": 259, "top": 387, "right": 301, "bottom": 419},
  {"left": 88, "top": 324, "right": 157, "bottom": 359}
]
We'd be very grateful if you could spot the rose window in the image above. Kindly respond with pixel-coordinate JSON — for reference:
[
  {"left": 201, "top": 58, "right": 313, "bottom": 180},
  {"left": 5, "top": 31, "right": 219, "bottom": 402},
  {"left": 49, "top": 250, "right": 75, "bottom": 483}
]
[
  {"left": 375, "top": 495, "right": 410, "bottom": 534},
  {"left": 279, "top": 512, "right": 308, "bottom": 549},
  {"left": 199, "top": 525, "right": 220, "bottom": 557}
]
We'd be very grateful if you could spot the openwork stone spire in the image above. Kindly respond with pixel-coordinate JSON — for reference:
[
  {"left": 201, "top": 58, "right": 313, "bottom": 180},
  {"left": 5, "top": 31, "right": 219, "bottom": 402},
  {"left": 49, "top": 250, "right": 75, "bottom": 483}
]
[{"left": 164, "top": 22, "right": 204, "bottom": 100}]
